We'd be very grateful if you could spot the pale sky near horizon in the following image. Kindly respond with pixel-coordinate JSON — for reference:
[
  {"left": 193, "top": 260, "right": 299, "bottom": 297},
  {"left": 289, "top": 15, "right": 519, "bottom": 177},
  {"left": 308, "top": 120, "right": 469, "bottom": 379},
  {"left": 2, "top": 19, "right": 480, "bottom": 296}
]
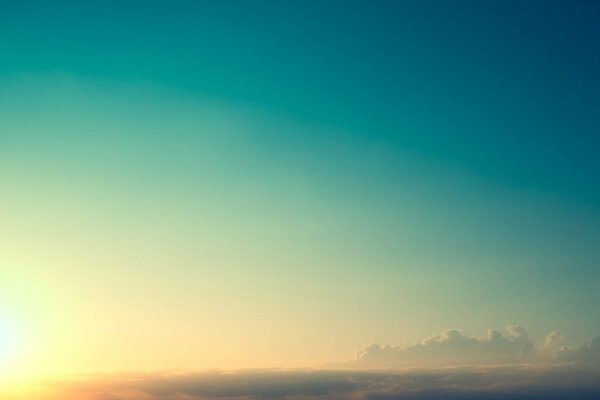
[{"left": 1, "top": 0, "right": 600, "bottom": 378}]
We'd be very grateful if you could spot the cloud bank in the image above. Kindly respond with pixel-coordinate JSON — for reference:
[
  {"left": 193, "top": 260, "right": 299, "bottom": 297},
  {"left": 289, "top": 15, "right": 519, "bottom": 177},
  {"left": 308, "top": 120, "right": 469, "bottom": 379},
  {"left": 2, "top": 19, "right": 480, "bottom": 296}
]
[
  {"left": 22, "top": 364, "right": 600, "bottom": 400},
  {"left": 5, "top": 326, "right": 599, "bottom": 400}
]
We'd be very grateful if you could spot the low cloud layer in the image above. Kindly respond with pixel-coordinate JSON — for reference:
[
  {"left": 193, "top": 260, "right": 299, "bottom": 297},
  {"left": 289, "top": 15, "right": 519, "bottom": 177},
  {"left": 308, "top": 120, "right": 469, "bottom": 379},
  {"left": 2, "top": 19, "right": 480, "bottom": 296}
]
[
  {"left": 4, "top": 326, "right": 599, "bottom": 400},
  {"left": 17, "top": 363, "right": 600, "bottom": 400}
]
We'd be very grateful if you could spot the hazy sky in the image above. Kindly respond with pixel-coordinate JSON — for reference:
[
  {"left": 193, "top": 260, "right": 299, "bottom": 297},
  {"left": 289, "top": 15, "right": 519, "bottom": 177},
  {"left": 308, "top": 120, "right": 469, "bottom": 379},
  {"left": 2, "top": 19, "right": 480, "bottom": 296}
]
[{"left": 1, "top": 0, "right": 600, "bottom": 379}]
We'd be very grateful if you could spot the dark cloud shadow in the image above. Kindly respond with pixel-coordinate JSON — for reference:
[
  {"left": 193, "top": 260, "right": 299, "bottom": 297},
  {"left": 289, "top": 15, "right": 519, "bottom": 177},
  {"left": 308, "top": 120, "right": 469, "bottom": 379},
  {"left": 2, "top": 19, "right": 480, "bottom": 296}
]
[{"left": 40, "top": 364, "right": 600, "bottom": 400}]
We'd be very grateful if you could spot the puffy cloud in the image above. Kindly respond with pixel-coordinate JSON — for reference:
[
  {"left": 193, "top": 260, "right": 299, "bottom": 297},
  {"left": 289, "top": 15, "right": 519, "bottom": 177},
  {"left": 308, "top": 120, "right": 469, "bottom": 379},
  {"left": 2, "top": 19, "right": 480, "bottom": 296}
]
[
  {"left": 353, "top": 325, "right": 535, "bottom": 367},
  {"left": 542, "top": 331, "right": 565, "bottom": 351},
  {"left": 562, "top": 335, "right": 600, "bottom": 367},
  {"left": 352, "top": 326, "right": 600, "bottom": 370},
  {"left": 538, "top": 331, "right": 566, "bottom": 361}
]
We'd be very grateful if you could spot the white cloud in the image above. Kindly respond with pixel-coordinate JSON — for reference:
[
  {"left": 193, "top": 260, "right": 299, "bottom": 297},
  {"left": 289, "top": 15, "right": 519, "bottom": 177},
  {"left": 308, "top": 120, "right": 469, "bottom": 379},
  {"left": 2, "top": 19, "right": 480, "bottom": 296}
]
[
  {"left": 353, "top": 325, "right": 535, "bottom": 367},
  {"left": 351, "top": 325, "right": 600, "bottom": 370}
]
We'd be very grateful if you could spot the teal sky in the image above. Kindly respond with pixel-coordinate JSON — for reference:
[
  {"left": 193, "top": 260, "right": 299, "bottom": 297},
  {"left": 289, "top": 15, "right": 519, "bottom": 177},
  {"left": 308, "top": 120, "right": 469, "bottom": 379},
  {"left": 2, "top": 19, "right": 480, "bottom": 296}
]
[{"left": 1, "top": 0, "right": 600, "bottom": 374}]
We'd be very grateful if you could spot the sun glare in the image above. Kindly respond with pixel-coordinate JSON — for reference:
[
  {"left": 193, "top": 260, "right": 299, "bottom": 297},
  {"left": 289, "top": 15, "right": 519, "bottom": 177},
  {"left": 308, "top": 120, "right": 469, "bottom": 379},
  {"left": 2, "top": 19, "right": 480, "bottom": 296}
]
[{"left": 0, "top": 319, "right": 18, "bottom": 362}]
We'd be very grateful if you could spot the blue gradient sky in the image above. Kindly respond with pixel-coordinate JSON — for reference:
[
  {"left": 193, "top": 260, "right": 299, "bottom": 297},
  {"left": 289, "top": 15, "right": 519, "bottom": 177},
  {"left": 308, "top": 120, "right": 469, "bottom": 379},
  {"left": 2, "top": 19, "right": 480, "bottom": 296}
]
[{"left": 1, "top": 0, "right": 600, "bottom": 374}]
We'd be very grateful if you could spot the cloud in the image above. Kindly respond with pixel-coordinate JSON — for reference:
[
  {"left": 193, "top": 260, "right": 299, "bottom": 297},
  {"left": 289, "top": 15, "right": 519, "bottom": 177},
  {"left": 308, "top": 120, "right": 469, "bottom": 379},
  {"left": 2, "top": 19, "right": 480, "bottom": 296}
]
[
  {"left": 541, "top": 330, "right": 564, "bottom": 352},
  {"left": 10, "top": 326, "right": 600, "bottom": 400},
  {"left": 353, "top": 325, "right": 535, "bottom": 367},
  {"left": 561, "top": 335, "right": 600, "bottom": 366},
  {"left": 26, "top": 365, "right": 600, "bottom": 400},
  {"left": 94, "top": 394, "right": 124, "bottom": 400}
]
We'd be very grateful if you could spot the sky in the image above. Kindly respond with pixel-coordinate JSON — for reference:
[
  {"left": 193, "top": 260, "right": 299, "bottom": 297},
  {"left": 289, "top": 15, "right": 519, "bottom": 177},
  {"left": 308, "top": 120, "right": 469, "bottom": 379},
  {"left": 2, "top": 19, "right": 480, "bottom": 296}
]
[{"left": 1, "top": 0, "right": 600, "bottom": 398}]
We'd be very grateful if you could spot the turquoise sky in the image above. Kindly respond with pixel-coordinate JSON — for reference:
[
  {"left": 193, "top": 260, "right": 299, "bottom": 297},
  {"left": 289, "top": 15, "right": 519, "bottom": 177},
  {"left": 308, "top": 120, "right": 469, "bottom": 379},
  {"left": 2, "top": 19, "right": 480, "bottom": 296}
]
[{"left": 1, "top": 0, "right": 600, "bottom": 373}]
